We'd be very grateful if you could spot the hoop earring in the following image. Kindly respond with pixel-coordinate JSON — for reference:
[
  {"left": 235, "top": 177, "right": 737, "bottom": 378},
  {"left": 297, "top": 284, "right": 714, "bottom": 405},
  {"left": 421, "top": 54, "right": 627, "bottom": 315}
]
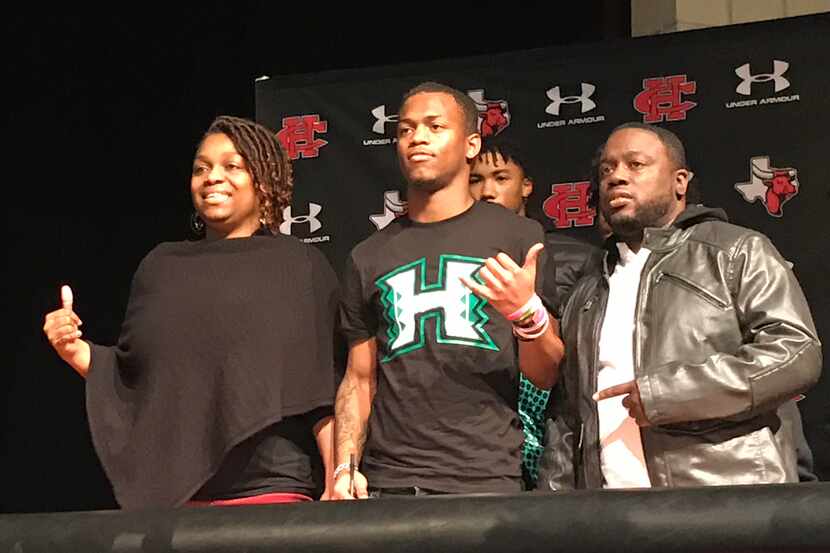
[
  {"left": 259, "top": 204, "right": 270, "bottom": 231},
  {"left": 190, "top": 212, "right": 205, "bottom": 235}
]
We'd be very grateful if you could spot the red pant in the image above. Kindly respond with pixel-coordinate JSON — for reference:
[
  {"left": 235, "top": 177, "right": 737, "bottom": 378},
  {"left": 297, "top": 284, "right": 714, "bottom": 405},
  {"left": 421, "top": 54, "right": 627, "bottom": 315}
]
[{"left": 186, "top": 492, "right": 312, "bottom": 506}]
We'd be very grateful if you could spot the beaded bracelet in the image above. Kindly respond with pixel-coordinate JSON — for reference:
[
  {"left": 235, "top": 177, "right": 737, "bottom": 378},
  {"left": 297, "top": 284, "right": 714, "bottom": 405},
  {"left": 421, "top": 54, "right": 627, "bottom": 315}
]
[{"left": 333, "top": 461, "right": 352, "bottom": 481}]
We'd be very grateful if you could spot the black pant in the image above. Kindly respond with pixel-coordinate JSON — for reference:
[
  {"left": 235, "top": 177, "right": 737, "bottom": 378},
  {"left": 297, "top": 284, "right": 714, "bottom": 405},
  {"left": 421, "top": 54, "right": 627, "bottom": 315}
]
[{"left": 368, "top": 486, "right": 449, "bottom": 498}]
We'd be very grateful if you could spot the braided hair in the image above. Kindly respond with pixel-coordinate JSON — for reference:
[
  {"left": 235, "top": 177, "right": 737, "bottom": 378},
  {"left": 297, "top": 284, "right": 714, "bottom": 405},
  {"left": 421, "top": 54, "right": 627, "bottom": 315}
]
[{"left": 203, "top": 115, "right": 293, "bottom": 234}]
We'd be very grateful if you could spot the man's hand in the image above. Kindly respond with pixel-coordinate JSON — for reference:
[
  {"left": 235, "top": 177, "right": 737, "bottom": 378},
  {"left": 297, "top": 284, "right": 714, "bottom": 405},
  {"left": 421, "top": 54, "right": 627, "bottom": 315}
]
[
  {"left": 330, "top": 469, "right": 369, "bottom": 500},
  {"left": 460, "top": 243, "right": 544, "bottom": 319},
  {"left": 594, "top": 380, "right": 651, "bottom": 427}
]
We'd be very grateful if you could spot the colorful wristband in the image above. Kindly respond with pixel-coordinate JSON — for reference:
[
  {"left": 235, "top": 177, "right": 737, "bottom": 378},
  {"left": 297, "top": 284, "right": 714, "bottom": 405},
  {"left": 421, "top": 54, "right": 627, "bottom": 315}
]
[
  {"left": 507, "top": 294, "right": 544, "bottom": 323},
  {"left": 513, "top": 310, "right": 550, "bottom": 341}
]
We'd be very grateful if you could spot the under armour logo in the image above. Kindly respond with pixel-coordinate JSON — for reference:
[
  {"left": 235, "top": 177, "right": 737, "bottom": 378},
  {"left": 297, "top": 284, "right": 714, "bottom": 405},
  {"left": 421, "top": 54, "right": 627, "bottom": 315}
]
[
  {"left": 545, "top": 83, "right": 596, "bottom": 116},
  {"left": 371, "top": 105, "right": 399, "bottom": 135},
  {"left": 280, "top": 203, "right": 322, "bottom": 235},
  {"left": 735, "top": 60, "right": 790, "bottom": 96},
  {"left": 369, "top": 190, "right": 408, "bottom": 231}
]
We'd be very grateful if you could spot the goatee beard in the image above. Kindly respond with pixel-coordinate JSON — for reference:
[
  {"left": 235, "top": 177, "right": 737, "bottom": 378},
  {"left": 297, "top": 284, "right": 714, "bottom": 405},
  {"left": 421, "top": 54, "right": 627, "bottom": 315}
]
[{"left": 602, "top": 198, "right": 672, "bottom": 241}]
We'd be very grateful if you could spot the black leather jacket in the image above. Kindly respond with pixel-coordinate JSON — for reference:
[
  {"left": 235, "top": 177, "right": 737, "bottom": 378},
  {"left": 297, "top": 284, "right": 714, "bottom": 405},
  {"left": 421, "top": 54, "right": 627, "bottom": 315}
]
[
  {"left": 542, "top": 232, "right": 603, "bottom": 317},
  {"left": 540, "top": 205, "right": 822, "bottom": 489}
]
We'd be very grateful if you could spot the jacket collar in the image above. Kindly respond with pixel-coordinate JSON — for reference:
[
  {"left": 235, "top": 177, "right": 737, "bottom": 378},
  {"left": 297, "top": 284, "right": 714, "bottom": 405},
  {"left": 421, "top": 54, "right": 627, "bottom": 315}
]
[{"left": 601, "top": 204, "right": 729, "bottom": 275}]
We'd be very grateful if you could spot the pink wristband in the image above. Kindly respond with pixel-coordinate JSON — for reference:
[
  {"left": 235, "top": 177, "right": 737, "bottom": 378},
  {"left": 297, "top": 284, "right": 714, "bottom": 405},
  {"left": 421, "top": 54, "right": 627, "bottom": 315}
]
[
  {"left": 519, "top": 308, "right": 549, "bottom": 333},
  {"left": 507, "top": 294, "right": 544, "bottom": 322},
  {"left": 513, "top": 311, "right": 550, "bottom": 341}
]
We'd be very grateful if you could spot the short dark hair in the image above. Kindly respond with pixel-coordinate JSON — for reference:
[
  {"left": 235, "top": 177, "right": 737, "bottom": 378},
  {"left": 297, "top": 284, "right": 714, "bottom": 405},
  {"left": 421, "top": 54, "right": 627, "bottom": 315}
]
[
  {"left": 400, "top": 81, "right": 480, "bottom": 135},
  {"left": 610, "top": 122, "right": 687, "bottom": 169},
  {"left": 476, "top": 137, "right": 532, "bottom": 181},
  {"left": 590, "top": 122, "right": 699, "bottom": 204}
]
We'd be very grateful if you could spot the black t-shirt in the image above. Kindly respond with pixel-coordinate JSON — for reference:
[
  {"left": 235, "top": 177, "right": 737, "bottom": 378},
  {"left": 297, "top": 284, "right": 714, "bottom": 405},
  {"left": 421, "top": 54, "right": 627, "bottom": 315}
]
[
  {"left": 193, "top": 406, "right": 333, "bottom": 500},
  {"left": 339, "top": 201, "right": 545, "bottom": 493}
]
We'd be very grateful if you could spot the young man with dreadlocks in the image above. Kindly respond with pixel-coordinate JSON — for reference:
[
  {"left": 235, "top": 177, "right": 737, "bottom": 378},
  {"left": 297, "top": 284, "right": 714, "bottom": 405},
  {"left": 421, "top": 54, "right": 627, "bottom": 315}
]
[{"left": 43, "top": 116, "right": 339, "bottom": 508}]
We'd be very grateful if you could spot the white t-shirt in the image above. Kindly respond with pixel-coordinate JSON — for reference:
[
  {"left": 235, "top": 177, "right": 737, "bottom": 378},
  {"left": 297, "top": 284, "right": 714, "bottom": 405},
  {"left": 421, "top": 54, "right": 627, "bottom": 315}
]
[{"left": 597, "top": 242, "right": 653, "bottom": 488}]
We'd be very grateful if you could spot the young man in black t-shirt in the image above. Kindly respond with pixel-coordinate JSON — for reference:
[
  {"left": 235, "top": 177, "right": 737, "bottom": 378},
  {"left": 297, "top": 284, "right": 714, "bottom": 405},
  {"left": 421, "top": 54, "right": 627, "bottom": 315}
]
[{"left": 332, "top": 82, "right": 564, "bottom": 498}]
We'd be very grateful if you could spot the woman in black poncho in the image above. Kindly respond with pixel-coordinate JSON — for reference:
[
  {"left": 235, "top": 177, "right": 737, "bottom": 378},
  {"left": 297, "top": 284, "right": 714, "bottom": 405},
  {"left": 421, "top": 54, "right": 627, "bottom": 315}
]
[{"left": 42, "top": 116, "right": 338, "bottom": 508}]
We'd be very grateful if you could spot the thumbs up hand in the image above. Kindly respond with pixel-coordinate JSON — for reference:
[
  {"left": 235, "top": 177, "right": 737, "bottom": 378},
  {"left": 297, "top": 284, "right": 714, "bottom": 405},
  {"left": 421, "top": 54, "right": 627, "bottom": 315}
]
[
  {"left": 43, "top": 285, "right": 91, "bottom": 377},
  {"left": 459, "top": 243, "right": 545, "bottom": 319}
]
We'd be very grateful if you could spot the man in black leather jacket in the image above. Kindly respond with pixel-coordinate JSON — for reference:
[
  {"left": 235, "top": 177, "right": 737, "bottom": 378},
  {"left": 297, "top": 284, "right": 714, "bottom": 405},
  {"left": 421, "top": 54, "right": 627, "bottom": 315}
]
[{"left": 538, "top": 122, "right": 821, "bottom": 489}]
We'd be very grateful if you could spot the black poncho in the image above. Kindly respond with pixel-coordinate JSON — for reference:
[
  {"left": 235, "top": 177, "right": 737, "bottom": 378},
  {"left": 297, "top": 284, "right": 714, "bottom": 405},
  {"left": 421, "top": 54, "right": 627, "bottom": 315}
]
[{"left": 86, "top": 234, "right": 338, "bottom": 508}]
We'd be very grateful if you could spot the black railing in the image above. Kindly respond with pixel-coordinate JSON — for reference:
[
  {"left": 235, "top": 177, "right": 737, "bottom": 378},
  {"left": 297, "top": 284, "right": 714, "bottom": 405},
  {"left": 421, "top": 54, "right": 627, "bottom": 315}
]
[{"left": 2, "top": 483, "right": 829, "bottom": 552}]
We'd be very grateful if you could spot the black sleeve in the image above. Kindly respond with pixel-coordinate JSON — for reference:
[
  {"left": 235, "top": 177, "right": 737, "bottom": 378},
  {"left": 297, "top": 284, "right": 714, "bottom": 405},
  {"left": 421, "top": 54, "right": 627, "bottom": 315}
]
[
  {"left": 338, "top": 252, "right": 377, "bottom": 347},
  {"left": 308, "top": 245, "right": 340, "bottom": 399},
  {"left": 88, "top": 342, "right": 118, "bottom": 377},
  {"left": 305, "top": 404, "right": 335, "bottom": 428},
  {"left": 87, "top": 248, "right": 157, "bottom": 382}
]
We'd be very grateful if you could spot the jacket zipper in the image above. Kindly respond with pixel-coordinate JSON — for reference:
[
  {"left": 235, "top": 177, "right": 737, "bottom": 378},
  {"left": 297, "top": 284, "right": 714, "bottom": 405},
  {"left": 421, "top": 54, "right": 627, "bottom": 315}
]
[{"left": 654, "top": 271, "right": 730, "bottom": 310}]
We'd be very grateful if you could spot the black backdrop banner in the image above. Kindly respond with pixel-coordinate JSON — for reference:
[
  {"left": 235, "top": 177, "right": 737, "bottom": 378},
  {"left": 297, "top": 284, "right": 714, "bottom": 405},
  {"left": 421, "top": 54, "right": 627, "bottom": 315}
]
[{"left": 255, "top": 14, "right": 829, "bottom": 478}]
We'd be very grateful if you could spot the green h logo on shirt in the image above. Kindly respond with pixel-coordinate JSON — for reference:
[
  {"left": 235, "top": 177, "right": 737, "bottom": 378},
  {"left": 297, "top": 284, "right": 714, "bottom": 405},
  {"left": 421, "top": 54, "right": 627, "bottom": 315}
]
[{"left": 375, "top": 255, "right": 498, "bottom": 361}]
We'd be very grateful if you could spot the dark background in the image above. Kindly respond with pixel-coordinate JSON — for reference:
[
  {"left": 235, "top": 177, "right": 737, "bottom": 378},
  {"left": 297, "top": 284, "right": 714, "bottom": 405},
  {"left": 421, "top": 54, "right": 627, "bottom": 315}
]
[{"left": 3, "top": 3, "right": 630, "bottom": 512}]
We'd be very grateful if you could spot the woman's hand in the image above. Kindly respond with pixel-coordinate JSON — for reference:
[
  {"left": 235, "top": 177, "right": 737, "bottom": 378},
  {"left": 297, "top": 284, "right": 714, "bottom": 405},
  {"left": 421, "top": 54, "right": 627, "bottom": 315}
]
[{"left": 43, "top": 285, "right": 90, "bottom": 378}]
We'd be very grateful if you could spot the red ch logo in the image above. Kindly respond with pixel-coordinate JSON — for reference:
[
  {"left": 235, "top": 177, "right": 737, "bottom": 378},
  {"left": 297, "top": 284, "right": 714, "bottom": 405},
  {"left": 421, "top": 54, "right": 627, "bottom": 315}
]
[
  {"left": 543, "top": 182, "right": 596, "bottom": 229},
  {"left": 276, "top": 115, "right": 329, "bottom": 160},
  {"left": 634, "top": 75, "right": 697, "bottom": 123}
]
